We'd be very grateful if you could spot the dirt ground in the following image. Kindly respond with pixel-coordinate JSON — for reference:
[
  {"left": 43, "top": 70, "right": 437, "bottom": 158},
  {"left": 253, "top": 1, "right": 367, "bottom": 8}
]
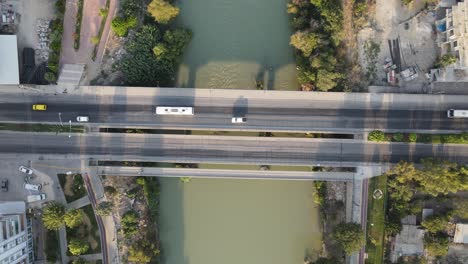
[{"left": 357, "top": 0, "right": 438, "bottom": 90}]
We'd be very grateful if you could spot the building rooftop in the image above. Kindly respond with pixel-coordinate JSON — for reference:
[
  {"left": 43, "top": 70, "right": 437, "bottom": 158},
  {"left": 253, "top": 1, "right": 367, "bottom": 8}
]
[
  {"left": 0, "top": 35, "right": 20, "bottom": 85},
  {"left": 0, "top": 201, "right": 25, "bottom": 215},
  {"left": 454, "top": 224, "right": 468, "bottom": 244},
  {"left": 391, "top": 225, "right": 425, "bottom": 262}
]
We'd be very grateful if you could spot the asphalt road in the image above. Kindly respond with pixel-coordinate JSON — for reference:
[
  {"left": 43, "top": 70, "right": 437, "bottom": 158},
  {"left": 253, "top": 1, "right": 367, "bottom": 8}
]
[
  {"left": 0, "top": 92, "right": 467, "bottom": 132},
  {"left": 3, "top": 132, "right": 468, "bottom": 165}
]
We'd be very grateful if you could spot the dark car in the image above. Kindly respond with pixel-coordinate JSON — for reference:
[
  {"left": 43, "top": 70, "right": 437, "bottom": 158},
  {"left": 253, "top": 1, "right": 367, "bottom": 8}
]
[{"left": 1, "top": 179, "right": 8, "bottom": 192}]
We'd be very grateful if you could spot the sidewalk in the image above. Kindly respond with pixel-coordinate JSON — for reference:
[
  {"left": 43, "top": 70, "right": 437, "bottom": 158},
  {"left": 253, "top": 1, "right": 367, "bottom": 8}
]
[{"left": 67, "top": 195, "right": 91, "bottom": 209}]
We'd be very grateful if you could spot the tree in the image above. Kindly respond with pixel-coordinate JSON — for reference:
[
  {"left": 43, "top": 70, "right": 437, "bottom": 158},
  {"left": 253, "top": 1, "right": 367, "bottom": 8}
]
[
  {"left": 452, "top": 198, "right": 468, "bottom": 220},
  {"left": 290, "top": 31, "right": 320, "bottom": 57},
  {"left": 121, "top": 210, "right": 139, "bottom": 236},
  {"left": 147, "top": 0, "right": 179, "bottom": 24},
  {"left": 64, "top": 209, "right": 84, "bottom": 228},
  {"left": 95, "top": 201, "right": 113, "bottom": 216},
  {"left": 162, "top": 29, "right": 192, "bottom": 61},
  {"left": 111, "top": 16, "right": 137, "bottom": 37},
  {"left": 368, "top": 130, "right": 386, "bottom": 142},
  {"left": 42, "top": 202, "right": 66, "bottom": 230},
  {"left": 421, "top": 214, "right": 449, "bottom": 233},
  {"left": 153, "top": 43, "right": 168, "bottom": 58},
  {"left": 333, "top": 223, "right": 365, "bottom": 254},
  {"left": 415, "top": 158, "right": 465, "bottom": 196},
  {"left": 436, "top": 54, "right": 457, "bottom": 68},
  {"left": 68, "top": 238, "right": 89, "bottom": 255},
  {"left": 424, "top": 233, "right": 449, "bottom": 257},
  {"left": 314, "top": 70, "right": 342, "bottom": 91}
]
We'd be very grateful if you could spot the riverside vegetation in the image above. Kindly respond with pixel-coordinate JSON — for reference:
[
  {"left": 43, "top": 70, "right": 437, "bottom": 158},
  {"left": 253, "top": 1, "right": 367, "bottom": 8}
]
[
  {"left": 287, "top": 0, "right": 345, "bottom": 91},
  {"left": 111, "top": 0, "right": 191, "bottom": 86}
]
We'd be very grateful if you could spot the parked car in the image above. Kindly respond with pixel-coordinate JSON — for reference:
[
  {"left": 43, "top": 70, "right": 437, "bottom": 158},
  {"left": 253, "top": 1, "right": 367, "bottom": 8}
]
[
  {"left": 24, "top": 183, "right": 42, "bottom": 191},
  {"left": 76, "top": 116, "right": 89, "bottom": 122},
  {"left": 231, "top": 117, "right": 247, "bottom": 123},
  {"left": 19, "top": 166, "right": 33, "bottom": 175},
  {"left": 32, "top": 104, "right": 47, "bottom": 111},
  {"left": 1, "top": 179, "right": 8, "bottom": 192},
  {"left": 27, "top": 194, "right": 46, "bottom": 203}
]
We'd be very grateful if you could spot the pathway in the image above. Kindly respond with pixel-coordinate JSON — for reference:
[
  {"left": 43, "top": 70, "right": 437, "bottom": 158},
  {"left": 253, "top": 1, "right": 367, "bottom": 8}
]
[
  {"left": 67, "top": 195, "right": 91, "bottom": 209},
  {"left": 69, "top": 253, "right": 103, "bottom": 261},
  {"left": 60, "top": 0, "right": 107, "bottom": 65}
]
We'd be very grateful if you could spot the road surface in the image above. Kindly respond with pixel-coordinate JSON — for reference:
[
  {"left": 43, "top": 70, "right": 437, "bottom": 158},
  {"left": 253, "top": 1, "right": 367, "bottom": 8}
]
[{"left": 2, "top": 132, "right": 468, "bottom": 165}]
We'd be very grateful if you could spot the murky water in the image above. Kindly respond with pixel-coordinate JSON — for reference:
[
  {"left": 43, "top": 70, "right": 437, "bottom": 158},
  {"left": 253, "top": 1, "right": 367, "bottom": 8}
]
[
  {"left": 175, "top": 0, "right": 299, "bottom": 90},
  {"left": 159, "top": 178, "right": 322, "bottom": 264}
]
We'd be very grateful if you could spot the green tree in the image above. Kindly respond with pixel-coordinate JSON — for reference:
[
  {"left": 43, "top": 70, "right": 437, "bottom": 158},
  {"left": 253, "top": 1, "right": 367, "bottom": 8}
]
[
  {"left": 290, "top": 31, "right": 320, "bottom": 56},
  {"left": 393, "top": 132, "right": 404, "bottom": 142},
  {"left": 153, "top": 43, "right": 168, "bottom": 58},
  {"left": 333, "top": 222, "right": 365, "bottom": 254},
  {"left": 436, "top": 54, "right": 457, "bottom": 68},
  {"left": 408, "top": 133, "right": 417, "bottom": 142},
  {"left": 111, "top": 16, "right": 137, "bottom": 37},
  {"left": 121, "top": 210, "right": 139, "bottom": 236},
  {"left": 368, "top": 130, "right": 386, "bottom": 142},
  {"left": 42, "top": 202, "right": 66, "bottom": 230},
  {"left": 416, "top": 158, "right": 466, "bottom": 196},
  {"left": 421, "top": 214, "right": 449, "bottom": 233},
  {"left": 95, "top": 201, "right": 113, "bottom": 216},
  {"left": 314, "top": 70, "right": 342, "bottom": 91},
  {"left": 424, "top": 233, "right": 449, "bottom": 257},
  {"left": 147, "top": 0, "right": 179, "bottom": 24},
  {"left": 162, "top": 29, "right": 192, "bottom": 61},
  {"left": 64, "top": 209, "right": 84, "bottom": 228},
  {"left": 68, "top": 238, "right": 89, "bottom": 255}
]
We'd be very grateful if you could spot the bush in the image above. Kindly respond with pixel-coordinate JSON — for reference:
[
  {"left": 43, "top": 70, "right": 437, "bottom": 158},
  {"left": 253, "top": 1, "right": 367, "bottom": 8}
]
[
  {"left": 121, "top": 210, "right": 139, "bottom": 236},
  {"left": 91, "top": 36, "right": 100, "bottom": 45},
  {"left": 368, "top": 130, "right": 386, "bottom": 142},
  {"left": 408, "top": 133, "right": 417, "bottom": 142},
  {"left": 104, "top": 186, "right": 117, "bottom": 196},
  {"left": 421, "top": 214, "right": 449, "bottom": 233},
  {"left": 436, "top": 54, "right": 457, "bottom": 68},
  {"left": 111, "top": 16, "right": 137, "bottom": 37},
  {"left": 95, "top": 201, "right": 113, "bottom": 216},
  {"left": 424, "top": 233, "right": 449, "bottom": 257},
  {"left": 313, "top": 181, "right": 326, "bottom": 205},
  {"left": 333, "top": 222, "right": 365, "bottom": 254},
  {"left": 147, "top": 0, "right": 180, "bottom": 24},
  {"left": 68, "top": 238, "right": 89, "bottom": 255},
  {"left": 99, "top": 8, "right": 108, "bottom": 17},
  {"left": 392, "top": 132, "right": 404, "bottom": 142}
]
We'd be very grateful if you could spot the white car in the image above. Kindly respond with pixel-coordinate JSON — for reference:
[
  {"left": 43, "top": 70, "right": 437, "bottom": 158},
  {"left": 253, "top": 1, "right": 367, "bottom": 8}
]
[
  {"left": 24, "top": 183, "right": 42, "bottom": 191},
  {"left": 76, "top": 116, "right": 89, "bottom": 122},
  {"left": 19, "top": 166, "right": 33, "bottom": 175},
  {"left": 27, "top": 194, "right": 46, "bottom": 203},
  {"left": 231, "top": 117, "right": 247, "bottom": 123}
]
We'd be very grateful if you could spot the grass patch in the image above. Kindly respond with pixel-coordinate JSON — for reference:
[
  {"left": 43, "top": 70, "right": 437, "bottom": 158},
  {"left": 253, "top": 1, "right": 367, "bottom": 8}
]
[
  {"left": 136, "top": 177, "right": 160, "bottom": 220},
  {"left": 66, "top": 204, "right": 101, "bottom": 256},
  {"left": 45, "top": 230, "right": 60, "bottom": 262},
  {"left": 0, "top": 123, "right": 85, "bottom": 133},
  {"left": 57, "top": 174, "right": 87, "bottom": 203},
  {"left": 74, "top": 0, "right": 84, "bottom": 50},
  {"left": 368, "top": 130, "right": 468, "bottom": 144},
  {"left": 365, "top": 175, "right": 387, "bottom": 264}
]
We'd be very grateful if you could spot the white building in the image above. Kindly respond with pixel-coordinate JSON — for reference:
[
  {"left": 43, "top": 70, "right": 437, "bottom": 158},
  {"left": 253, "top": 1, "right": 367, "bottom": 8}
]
[
  {"left": 454, "top": 224, "right": 468, "bottom": 244},
  {"left": 0, "top": 35, "right": 20, "bottom": 85},
  {"left": 0, "top": 202, "right": 33, "bottom": 264}
]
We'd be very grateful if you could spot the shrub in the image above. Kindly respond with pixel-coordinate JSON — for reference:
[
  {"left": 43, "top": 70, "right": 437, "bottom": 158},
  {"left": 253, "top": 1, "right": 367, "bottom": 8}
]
[
  {"left": 424, "top": 233, "right": 449, "bottom": 257},
  {"left": 392, "top": 132, "right": 404, "bottom": 142},
  {"left": 99, "top": 8, "right": 108, "bottom": 17},
  {"left": 435, "top": 54, "right": 457, "bottom": 68},
  {"left": 121, "top": 210, "right": 139, "bottom": 236},
  {"left": 333, "top": 222, "right": 365, "bottom": 254},
  {"left": 68, "top": 238, "right": 89, "bottom": 255},
  {"left": 408, "top": 133, "right": 417, "bottom": 142},
  {"left": 147, "top": 0, "right": 180, "bottom": 24},
  {"left": 368, "top": 130, "right": 386, "bottom": 142},
  {"left": 111, "top": 16, "right": 137, "bottom": 37},
  {"left": 91, "top": 36, "right": 100, "bottom": 45},
  {"left": 104, "top": 186, "right": 117, "bottom": 196},
  {"left": 421, "top": 214, "right": 449, "bottom": 233},
  {"left": 95, "top": 201, "right": 113, "bottom": 216},
  {"left": 44, "top": 72, "right": 57, "bottom": 83}
]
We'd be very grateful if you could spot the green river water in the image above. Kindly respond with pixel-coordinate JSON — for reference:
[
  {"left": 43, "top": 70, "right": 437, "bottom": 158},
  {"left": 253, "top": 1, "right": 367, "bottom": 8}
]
[{"left": 159, "top": 0, "right": 321, "bottom": 263}]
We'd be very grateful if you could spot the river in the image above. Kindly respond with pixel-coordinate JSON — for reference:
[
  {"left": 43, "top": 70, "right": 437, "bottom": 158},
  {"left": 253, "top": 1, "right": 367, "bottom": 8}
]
[{"left": 159, "top": 0, "right": 321, "bottom": 263}]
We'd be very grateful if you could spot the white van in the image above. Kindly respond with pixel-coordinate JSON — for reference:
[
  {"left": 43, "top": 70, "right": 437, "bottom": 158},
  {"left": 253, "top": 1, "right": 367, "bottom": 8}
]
[
  {"left": 155, "top": 107, "right": 194, "bottom": 115},
  {"left": 231, "top": 117, "right": 247, "bottom": 123},
  {"left": 24, "top": 183, "right": 42, "bottom": 191},
  {"left": 27, "top": 194, "right": 46, "bottom": 203},
  {"left": 447, "top": 109, "right": 468, "bottom": 118}
]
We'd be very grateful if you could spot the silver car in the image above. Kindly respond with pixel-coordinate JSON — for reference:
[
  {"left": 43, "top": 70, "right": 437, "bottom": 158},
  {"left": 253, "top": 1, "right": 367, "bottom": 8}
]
[{"left": 19, "top": 166, "right": 33, "bottom": 175}]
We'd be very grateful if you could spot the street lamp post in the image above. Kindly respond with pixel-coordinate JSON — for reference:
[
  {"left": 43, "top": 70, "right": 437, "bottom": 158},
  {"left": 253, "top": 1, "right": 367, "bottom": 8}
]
[
  {"left": 58, "top": 113, "right": 63, "bottom": 126},
  {"left": 68, "top": 120, "right": 72, "bottom": 138}
]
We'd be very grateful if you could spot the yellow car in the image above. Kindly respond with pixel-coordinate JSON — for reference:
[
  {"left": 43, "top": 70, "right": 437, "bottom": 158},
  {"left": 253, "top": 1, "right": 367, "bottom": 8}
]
[{"left": 32, "top": 104, "right": 47, "bottom": 111}]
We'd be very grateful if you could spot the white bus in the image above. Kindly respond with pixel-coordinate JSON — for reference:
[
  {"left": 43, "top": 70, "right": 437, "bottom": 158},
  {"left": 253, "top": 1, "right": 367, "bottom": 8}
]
[
  {"left": 155, "top": 106, "right": 194, "bottom": 115},
  {"left": 447, "top": 109, "right": 468, "bottom": 118}
]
